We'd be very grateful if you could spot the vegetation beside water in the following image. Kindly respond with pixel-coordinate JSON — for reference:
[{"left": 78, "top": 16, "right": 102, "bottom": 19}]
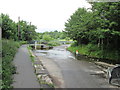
[
  {"left": 68, "top": 42, "right": 120, "bottom": 64},
  {"left": 48, "top": 40, "right": 60, "bottom": 46},
  {"left": 65, "top": 2, "right": 120, "bottom": 64},
  {"left": 36, "top": 30, "right": 70, "bottom": 46}
]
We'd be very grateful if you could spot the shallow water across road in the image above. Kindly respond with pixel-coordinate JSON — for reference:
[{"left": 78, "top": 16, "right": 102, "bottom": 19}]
[{"left": 34, "top": 45, "right": 116, "bottom": 88}]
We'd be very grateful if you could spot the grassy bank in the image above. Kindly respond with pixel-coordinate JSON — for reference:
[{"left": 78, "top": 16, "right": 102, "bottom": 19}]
[
  {"left": 27, "top": 46, "right": 35, "bottom": 63},
  {"left": 67, "top": 44, "right": 120, "bottom": 64},
  {"left": 2, "top": 39, "right": 20, "bottom": 89}
]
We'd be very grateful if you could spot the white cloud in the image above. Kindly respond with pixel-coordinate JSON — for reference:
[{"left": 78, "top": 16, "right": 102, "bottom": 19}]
[{"left": 0, "top": 0, "right": 91, "bottom": 32}]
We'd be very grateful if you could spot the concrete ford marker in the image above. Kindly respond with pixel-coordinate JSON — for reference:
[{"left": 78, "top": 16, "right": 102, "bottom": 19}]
[{"left": 107, "top": 64, "right": 120, "bottom": 86}]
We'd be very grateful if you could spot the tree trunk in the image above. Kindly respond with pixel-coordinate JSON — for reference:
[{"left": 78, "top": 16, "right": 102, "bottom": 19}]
[{"left": 98, "top": 38, "right": 100, "bottom": 48}]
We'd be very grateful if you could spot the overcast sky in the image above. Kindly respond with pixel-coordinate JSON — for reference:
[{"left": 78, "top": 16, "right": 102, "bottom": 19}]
[{"left": 1, "top": 0, "right": 91, "bottom": 32}]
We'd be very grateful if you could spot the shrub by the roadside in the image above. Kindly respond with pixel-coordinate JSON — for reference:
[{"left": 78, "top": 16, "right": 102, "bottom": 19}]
[
  {"left": 2, "top": 39, "right": 20, "bottom": 89},
  {"left": 19, "top": 41, "right": 28, "bottom": 45},
  {"left": 67, "top": 43, "right": 120, "bottom": 64}
]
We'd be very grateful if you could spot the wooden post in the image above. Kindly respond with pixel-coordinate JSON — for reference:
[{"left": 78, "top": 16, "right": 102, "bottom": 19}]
[
  {"left": 35, "top": 41, "right": 37, "bottom": 50},
  {"left": 18, "top": 17, "right": 20, "bottom": 40}
]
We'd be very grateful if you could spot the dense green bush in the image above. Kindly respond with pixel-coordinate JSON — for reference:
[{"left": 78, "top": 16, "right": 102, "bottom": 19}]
[
  {"left": 67, "top": 43, "right": 120, "bottom": 64},
  {"left": 19, "top": 41, "right": 28, "bottom": 45},
  {"left": 2, "top": 39, "right": 20, "bottom": 89},
  {"left": 71, "top": 41, "right": 78, "bottom": 47}
]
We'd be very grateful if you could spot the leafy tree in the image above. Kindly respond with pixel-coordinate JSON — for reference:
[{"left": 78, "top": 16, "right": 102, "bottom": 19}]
[
  {"left": 37, "top": 30, "right": 67, "bottom": 41},
  {"left": 1, "top": 13, "right": 37, "bottom": 42},
  {"left": 59, "top": 31, "right": 66, "bottom": 39},
  {"left": 64, "top": 2, "right": 120, "bottom": 62},
  {"left": 1, "top": 14, "right": 18, "bottom": 40},
  {"left": 65, "top": 8, "right": 94, "bottom": 45},
  {"left": 42, "top": 34, "right": 53, "bottom": 42},
  {"left": 91, "top": 2, "right": 120, "bottom": 49}
]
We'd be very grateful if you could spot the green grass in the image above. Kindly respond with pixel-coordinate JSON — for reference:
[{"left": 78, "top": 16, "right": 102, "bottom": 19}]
[
  {"left": 67, "top": 45, "right": 89, "bottom": 55},
  {"left": 27, "top": 46, "right": 35, "bottom": 63},
  {"left": 67, "top": 44, "right": 120, "bottom": 64},
  {"left": 40, "top": 81, "right": 54, "bottom": 88},
  {"left": 59, "top": 39, "right": 73, "bottom": 41},
  {"left": 2, "top": 39, "right": 20, "bottom": 89}
]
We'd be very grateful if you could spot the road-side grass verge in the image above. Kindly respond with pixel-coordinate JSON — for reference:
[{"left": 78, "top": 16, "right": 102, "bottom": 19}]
[
  {"left": 2, "top": 39, "right": 20, "bottom": 89},
  {"left": 27, "top": 46, "right": 35, "bottom": 63},
  {"left": 67, "top": 44, "right": 120, "bottom": 64}
]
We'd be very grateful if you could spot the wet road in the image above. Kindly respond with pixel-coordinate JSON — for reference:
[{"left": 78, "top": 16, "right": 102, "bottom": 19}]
[{"left": 34, "top": 45, "right": 114, "bottom": 88}]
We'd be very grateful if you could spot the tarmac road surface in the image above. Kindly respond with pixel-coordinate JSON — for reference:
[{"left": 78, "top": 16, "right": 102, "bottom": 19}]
[
  {"left": 12, "top": 45, "right": 40, "bottom": 88},
  {"left": 35, "top": 45, "right": 117, "bottom": 88}
]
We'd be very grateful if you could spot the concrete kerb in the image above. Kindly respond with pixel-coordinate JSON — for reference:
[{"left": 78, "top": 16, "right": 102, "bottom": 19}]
[
  {"left": 94, "top": 61, "right": 115, "bottom": 77},
  {"left": 95, "top": 62, "right": 120, "bottom": 87},
  {"left": 28, "top": 48, "right": 54, "bottom": 88}
]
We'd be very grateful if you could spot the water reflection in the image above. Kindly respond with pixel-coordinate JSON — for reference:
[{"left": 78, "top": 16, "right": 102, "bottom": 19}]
[{"left": 35, "top": 45, "right": 75, "bottom": 60}]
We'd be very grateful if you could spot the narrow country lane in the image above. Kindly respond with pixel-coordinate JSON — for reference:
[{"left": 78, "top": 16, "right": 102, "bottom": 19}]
[
  {"left": 12, "top": 45, "right": 40, "bottom": 88},
  {"left": 34, "top": 45, "right": 116, "bottom": 88}
]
